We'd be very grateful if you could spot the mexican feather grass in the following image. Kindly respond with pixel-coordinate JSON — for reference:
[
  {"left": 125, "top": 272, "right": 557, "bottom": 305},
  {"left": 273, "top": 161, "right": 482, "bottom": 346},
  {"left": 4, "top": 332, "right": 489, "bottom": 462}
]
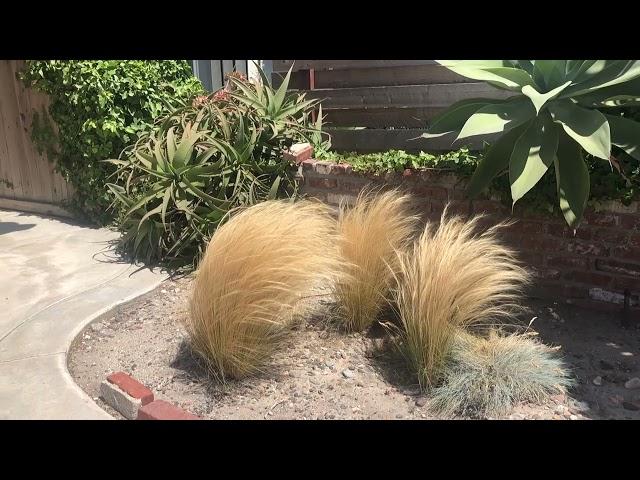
[
  {"left": 187, "top": 199, "right": 340, "bottom": 381},
  {"left": 391, "top": 208, "right": 531, "bottom": 389},
  {"left": 333, "top": 189, "right": 418, "bottom": 331}
]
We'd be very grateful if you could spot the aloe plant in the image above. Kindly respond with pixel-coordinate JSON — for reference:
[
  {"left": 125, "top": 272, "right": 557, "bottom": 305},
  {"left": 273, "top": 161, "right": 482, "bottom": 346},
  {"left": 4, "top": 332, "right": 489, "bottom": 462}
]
[
  {"left": 424, "top": 60, "right": 640, "bottom": 227},
  {"left": 106, "top": 63, "right": 321, "bottom": 267}
]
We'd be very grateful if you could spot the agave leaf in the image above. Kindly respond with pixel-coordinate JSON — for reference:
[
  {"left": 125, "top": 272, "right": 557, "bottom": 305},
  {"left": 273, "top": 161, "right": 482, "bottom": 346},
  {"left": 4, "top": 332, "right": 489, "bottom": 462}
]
[
  {"left": 436, "top": 60, "right": 513, "bottom": 69},
  {"left": 548, "top": 100, "right": 611, "bottom": 160},
  {"left": 532, "top": 60, "right": 567, "bottom": 90},
  {"left": 555, "top": 133, "right": 590, "bottom": 228},
  {"left": 575, "top": 77, "right": 640, "bottom": 107},
  {"left": 423, "top": 98, "right": 506, "bottom": 138},
  {"left": 563, "top": 61, "right": 640, "bottom": 97},
  {"left": 456, "top": 98, "right": 536, "bottom": 142},
  {"left": 440, "top": 63, "right": 536, "bottom": 91},
  {"left": 515, "top": 60, "right": 535, "bottom": 74},
  {"left": 604, "top": 113, "right": 640, "bottom": 161},
  {"left": 521, "top": 81, "right": 572, "bottom": 114},
  {"left": 509, "top": 114, "right": 559, "bottom": 205},
  {"left": 467, "top": 122, "right": 529, "bottom": 198}
]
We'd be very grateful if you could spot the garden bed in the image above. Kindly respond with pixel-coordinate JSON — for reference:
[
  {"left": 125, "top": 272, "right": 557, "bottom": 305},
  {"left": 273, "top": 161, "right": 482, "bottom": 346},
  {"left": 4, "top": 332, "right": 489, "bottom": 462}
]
[{"left": 68, "top": 276, "right": 640, "bottom": 420}]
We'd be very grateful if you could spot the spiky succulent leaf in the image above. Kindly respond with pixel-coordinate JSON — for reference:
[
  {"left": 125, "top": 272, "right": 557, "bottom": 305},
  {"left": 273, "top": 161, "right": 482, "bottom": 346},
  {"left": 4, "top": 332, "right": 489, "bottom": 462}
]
[
  {"left": 423, "top": 98, "right": 506, "bottom": 138},
  {"left": 456, "top": 98, "right": 536, "bottom": 141},
  {"left": 467, "top": 122, "right": 529, "bottom": 198},
  {"left": 554, "top": 134, "right": 590, "bottom": 229},
  {"left": 509, "top": 114, "right": 559, "bottom": 204},
  {"left": 548, "top": 100, "right": 611, "bottom": 160}
]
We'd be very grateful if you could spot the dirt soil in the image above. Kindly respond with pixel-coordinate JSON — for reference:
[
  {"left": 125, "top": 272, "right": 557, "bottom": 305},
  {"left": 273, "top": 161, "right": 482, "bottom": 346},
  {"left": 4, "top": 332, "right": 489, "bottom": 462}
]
[{"left": 68, "top": 276, "right": 640, "bottom": 420}]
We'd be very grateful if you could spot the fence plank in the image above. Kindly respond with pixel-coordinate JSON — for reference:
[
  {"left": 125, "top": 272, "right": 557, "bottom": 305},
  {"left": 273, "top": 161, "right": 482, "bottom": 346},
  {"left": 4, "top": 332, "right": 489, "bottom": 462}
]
[
  {"left": 235, "top": 60, "right": 248, "bottom": 77},
  {"left": 327, "top": 128, "right": 494, "bottom": 153},
  {"left": 324, "top": 107, "right": 446, "bottom": 128},
  {"left": 0, "top": 60, "right": 73, "bottom": 209},
  {"left": 314, "top": 64, "right": 468, "bottom": 88},
  {"left": 307, "top": 83, "right": 513, "bottom": 109},
  {"left": 273, "top": 60, "right": 438, "bottom": 72}
]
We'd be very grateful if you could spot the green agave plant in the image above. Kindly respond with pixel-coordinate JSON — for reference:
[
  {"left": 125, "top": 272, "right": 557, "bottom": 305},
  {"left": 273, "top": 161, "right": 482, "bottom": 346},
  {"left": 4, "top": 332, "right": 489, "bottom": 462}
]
[
  {"left": 424, "top": 60, "right": 640, "bottom": 227},
  {"left": 106, "top": 63, "right": 321, "bottom": 267}
]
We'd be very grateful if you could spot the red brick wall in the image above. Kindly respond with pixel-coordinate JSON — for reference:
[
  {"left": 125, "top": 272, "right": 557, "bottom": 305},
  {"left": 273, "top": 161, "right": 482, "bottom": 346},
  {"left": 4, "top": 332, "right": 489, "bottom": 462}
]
[{"left": 297, "top": 159, "right": 640, "bottom": 316}]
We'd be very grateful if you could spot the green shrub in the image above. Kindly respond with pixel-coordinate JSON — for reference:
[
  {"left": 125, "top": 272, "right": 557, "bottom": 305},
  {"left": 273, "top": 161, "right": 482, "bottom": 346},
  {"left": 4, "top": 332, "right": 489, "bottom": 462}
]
[
  {"left": 107, "top": 67, "right": 320, "bottom": 268},
  {"left": 316, "top": 146, "right": 640, "bottom": 215},
  {"left": 20, "top": 60, "right": 204, "bottom": 224}
]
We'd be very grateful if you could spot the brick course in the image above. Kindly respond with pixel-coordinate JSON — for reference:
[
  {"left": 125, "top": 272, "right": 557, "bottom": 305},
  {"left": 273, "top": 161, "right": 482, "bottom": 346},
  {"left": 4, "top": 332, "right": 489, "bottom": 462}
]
[{"left": 298, "top": 159, "right": 640, "bottom": 316}]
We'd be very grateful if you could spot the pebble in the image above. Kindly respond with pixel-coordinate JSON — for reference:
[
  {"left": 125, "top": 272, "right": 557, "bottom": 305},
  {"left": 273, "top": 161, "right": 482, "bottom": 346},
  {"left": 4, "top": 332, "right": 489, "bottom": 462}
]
[
  {"left": 571, "top": 400, "right": 590, "bottom": 413},
  {"left": 554, "top": 405, "right": 565, "bottom": 415},
  {"left": 624, "top": 377, "right": 640, "bottom": 389},
  {"left": 90, "top": 323, "right": 104, "bottom": 333},
  {"left": 592, "top": 376, "right": 603, "bottom": 386},
  {"left": 609, "top": 395, "right": 624, "bottom": 406},
  {"left": 415, "top": 397, "right": 428, "bottom": 407},
  {"left": 569, "top": 415, "right": 578, "bottom": 420},
  {"left": 342, "top": 369, "right": 355, "bottom": 379}
]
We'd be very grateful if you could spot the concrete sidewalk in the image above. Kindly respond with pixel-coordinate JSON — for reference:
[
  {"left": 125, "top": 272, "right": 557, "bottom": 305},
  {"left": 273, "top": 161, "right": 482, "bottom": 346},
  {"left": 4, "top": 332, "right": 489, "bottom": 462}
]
[{"left": 0, "top": 209, "right": 167, "bottom": 419}]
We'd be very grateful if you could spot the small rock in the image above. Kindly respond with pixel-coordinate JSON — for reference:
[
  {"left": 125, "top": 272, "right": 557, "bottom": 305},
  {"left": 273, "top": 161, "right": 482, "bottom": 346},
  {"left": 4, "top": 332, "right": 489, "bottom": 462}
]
[
  {"left": 569, "top": 415, "right": 578, "bottom": 420},
  {"left": 571, "top": 400, "right": 590, "bottom": 413},
  {"left": 592, "top": 376, "right": 603, "bottom": 386},
  {"left": 415, "top": 397, "right": 428, "bottom": 407},
  {"left": 624, "top": 377, "right": 640, "bottom": 389},
  {"left": 342, "top": 369, "right": 355, "bottom": 379},
  {"left": 90, "top": 323, "right": 104, "bottom": 333},
  {"left": 554, "top": 405, "right": 565, "bottom": 415},
  {"left": 622, "top": 400, "right": 640, "bottom": 411},
  {"left": 608, "top": 394, "right": 624, "bottom": 406}
]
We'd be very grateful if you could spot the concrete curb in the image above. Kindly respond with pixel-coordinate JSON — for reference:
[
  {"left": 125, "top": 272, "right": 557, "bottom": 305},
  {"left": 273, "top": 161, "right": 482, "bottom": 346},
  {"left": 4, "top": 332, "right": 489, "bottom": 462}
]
[
  {"left": 0, "top": 264, "right": 168, "bottom": 419},
  {"left": 100, "top": 371, "right": 201, "bottom": 420}
]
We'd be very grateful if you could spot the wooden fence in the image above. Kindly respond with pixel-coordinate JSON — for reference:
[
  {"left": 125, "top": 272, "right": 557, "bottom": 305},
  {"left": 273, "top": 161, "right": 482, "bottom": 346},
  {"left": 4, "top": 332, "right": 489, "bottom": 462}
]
[
  {"left": 271, "top": 60, "right": 514, "bottom": 152},
  {"left": 0, "top": 60, "right": 72, "bottom": 217},
  {"left": 191, "top": 60, "right": 250, "bottom": 91}
]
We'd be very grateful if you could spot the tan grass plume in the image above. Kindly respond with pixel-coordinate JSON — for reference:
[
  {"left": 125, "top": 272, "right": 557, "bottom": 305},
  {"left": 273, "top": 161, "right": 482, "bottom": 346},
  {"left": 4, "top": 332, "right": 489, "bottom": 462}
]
[
  {"left": 333, "top": 188, "right": 418, "bottom": 331},
  {"left": 391, "top": 207, "right": 531, "bottom": 389},
  {"left": 187, "top": 199, "right": 340, "bottom": 381}
]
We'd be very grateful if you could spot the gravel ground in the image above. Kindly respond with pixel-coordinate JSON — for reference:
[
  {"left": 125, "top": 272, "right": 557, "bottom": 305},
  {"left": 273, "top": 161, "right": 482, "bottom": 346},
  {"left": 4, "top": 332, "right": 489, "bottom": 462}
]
[{"left": 68, "top": 276, "right": 640, "bottom": 420}]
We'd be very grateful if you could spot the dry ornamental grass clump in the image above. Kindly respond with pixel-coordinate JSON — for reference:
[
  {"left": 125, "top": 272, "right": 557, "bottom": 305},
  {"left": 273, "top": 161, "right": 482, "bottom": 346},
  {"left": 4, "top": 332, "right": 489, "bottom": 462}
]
[
  {"left": 187, "top": 199, "right": 340, "bottom": 382},
  {"left": 391, "top": 208, "right": 531, "bottom": 389},
  {"left": 333, "top": 189, "right": 418, "bottom": 331}
]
